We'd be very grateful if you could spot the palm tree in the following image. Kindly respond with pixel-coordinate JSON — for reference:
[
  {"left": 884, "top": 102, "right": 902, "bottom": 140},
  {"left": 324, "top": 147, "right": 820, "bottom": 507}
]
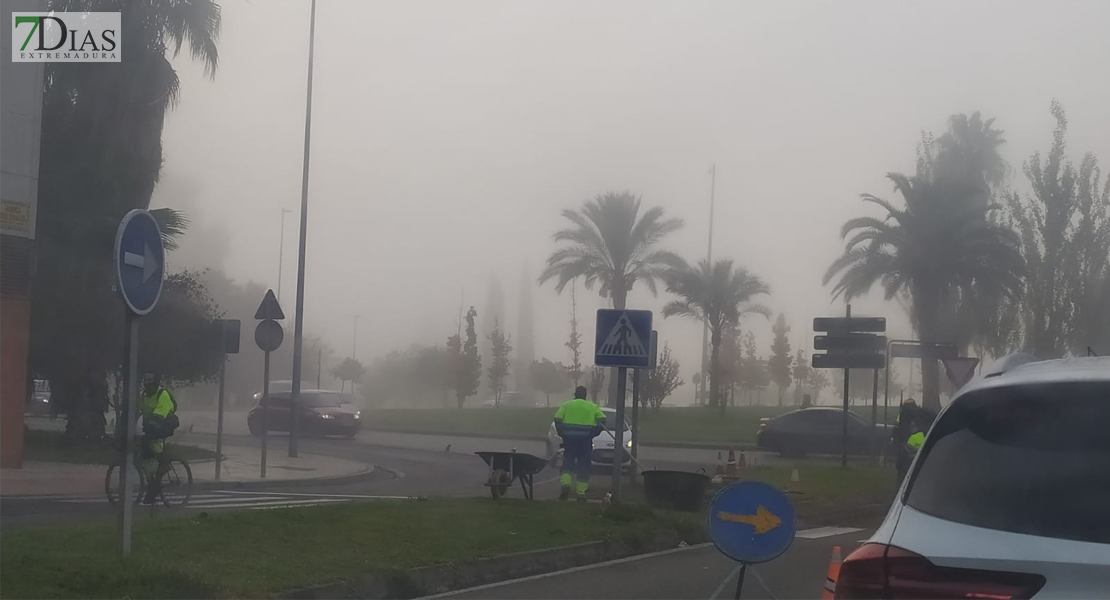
[
  {"left": 32, "top": 0, "right": 221, "bottom": 438},
  {"left": 824, "top": 173, "right": 1025, "bottom": 410},
  {"left": 539, "top": 192, "right": 684, "bottom": 404},
  {"left": 663, "top": 259, "right": 770, "bottom": 414},
  {"left": 539, "top": 192, "right": 684, "bottom": 310}
]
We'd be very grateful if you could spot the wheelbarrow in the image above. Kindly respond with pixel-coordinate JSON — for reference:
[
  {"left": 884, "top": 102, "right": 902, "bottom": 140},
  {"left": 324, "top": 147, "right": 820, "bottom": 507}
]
[{"left": 475, "top": 450, "right": 547, "bottom": 500}]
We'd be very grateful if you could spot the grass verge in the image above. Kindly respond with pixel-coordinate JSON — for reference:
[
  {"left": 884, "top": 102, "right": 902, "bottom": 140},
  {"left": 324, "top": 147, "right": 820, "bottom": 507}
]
[
  {"left": 1, "top": 498, "right": 700, "bottom": 599},
  {"left": 23, "top": 429, "right": 218, "bottom": 465},
  {"left": 366, "top": 406, "right": 894, "bottom": 446},
  {"left": 731, "top": 463, "right": 896, "bottom": 517}
]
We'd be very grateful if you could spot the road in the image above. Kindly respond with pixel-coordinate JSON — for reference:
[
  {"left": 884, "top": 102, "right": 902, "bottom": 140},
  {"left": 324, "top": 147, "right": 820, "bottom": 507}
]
[
  {"left": 435, "top": 527, "right": 870, "bottom": 599},
  {"left": 2, "top": 426, "right": 826, "bottom": 526}
]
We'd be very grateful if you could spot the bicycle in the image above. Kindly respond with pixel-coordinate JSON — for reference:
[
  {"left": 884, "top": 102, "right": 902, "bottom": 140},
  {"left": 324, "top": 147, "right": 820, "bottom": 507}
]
[{"left": 106, "top": 441, "right": 193, "bottom": 509}]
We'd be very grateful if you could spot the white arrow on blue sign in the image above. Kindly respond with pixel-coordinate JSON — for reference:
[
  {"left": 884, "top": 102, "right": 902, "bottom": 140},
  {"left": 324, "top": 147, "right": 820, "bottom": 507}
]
[
  {"left": 595, "top": 309, "right": 653, "bottom": 368},
  {"left": 114, "top": 209, "right": 165, "bottom": 315}
]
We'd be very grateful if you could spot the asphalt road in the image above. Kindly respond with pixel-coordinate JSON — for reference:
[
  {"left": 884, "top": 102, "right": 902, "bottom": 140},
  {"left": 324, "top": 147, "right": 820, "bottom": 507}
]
[
  {"left": 2, "top": 428, "right": 835, "bottom": 524},
  {"left": 435, "top": 527, "right": 870, "bottom": 599}
]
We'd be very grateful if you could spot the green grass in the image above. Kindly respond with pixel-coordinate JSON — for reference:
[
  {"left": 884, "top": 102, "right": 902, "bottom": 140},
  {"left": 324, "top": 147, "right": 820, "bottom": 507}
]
[
  {"left": 0, "top": 498, "right": 700, "bottom": 599},
  {"left": 731, "top": 463, "right": 896, "bottom": 517},
  {"left": 366, "top": 405, "right": 894, "bottom": 446},
  {"left": 23, "top": 430, "right": 217, "bottom": 465}
]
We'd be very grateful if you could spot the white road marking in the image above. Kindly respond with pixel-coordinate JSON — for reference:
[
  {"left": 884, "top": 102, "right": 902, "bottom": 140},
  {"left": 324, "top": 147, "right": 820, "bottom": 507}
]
[
  {"left": 795, "top": 526, "right": 864, "bottom": 539},
  {"left": 215, "top": 490, "right": 414, "bottom": 500}
]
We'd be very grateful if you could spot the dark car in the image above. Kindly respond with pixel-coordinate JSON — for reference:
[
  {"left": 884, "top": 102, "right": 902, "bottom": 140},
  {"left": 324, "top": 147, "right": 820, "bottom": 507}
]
[
  {"left": 248, "top": 390, "right": 361, "bottom": 438},
  {"left": 756, "top": 407, "right": 890, "bottom": 456}
]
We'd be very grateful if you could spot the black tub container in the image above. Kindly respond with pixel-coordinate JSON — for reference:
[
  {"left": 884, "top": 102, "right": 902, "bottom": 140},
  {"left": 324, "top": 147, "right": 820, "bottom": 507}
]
[{"left": 641, "top": 470, "right": 711, "bottom": 512}]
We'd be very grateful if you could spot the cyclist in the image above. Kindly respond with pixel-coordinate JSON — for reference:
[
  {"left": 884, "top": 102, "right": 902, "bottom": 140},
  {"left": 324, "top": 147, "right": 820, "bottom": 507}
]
[{"left": 140, "top": 373, "right": 179, "bottom": 504}]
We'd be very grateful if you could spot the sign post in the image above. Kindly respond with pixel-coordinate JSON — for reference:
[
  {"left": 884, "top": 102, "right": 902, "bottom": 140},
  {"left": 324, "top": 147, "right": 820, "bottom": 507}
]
[
  {"left": 113, "top": 209, "right": 165, "bottom": 557},
  {"left": 595, "top": 309, "right": 652, "bottom": 502},
  {"left": 254, "top": 290, "right": 285, "bottom": 478},
  {"left": 213, "top": 319, "right": 240, "bottom": 480},
  {"left": 708, "top": 481, "right": 796, "bottom": 599},
  {"left": 629, "top": 330, "right": 657, "bottom": 486},
  {"left": 812, "top": 309, "right": 887, "bottom": 467}
]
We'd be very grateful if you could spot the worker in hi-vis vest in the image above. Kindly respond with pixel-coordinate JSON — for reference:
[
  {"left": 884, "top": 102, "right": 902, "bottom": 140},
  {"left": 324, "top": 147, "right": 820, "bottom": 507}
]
[{"left": 553, "top": 386, "right": 606, "bottom": 501}]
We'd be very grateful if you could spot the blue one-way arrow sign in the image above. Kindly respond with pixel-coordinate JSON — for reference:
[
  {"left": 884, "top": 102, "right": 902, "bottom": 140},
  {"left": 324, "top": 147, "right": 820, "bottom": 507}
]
[
  {"left": 595, "top": 309, "right": 653, "bottom": 368},
  {"left": 114, "top": 209, "right": 165, "bottom": 316}
]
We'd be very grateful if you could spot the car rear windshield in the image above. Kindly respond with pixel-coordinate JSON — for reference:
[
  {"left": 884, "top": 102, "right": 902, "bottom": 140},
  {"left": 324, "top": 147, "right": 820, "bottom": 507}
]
[{"left": 906, "top": 382, "right": 1110, "bottom": 544}]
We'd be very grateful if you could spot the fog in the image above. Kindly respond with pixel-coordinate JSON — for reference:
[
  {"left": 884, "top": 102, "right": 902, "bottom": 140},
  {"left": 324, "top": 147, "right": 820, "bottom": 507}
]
[{"left": 151, "top": 0, "right": 1110, "bottom": 393}]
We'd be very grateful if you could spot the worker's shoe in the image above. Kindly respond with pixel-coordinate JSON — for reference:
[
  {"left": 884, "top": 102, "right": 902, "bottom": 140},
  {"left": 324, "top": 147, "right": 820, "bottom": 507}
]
[{"left": 558, "top": 485, "right": 571, "bottom": 501}]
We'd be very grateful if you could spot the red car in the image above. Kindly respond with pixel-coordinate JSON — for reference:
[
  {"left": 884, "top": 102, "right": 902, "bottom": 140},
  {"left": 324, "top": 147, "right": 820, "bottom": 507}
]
[{"left": 248, "top": 390, "right": 361, "bottom": 438}]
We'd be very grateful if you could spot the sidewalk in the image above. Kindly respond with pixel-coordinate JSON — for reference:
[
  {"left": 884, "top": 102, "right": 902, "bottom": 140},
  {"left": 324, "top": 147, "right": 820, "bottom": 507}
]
[{"left": 0, "top": 443, "right": 371, "bottom": 497}]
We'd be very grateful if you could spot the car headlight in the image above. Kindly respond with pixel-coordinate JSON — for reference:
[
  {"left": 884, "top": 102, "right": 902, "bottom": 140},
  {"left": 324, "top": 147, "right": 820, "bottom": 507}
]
[
  {"left": 626, "top": 440, "right": 632, "bottom": 448},
  {"left": 319, "top": 413, "right": 334, "bottom": 419},
  {"left": 354, "top": 411, "right": 361, "bottom": 419}
]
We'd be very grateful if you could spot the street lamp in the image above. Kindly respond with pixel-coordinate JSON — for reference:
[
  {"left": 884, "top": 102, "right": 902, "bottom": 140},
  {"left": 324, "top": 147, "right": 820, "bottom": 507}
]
[{"left": 289, "top": 0, "right": 318, "bottom": 458}]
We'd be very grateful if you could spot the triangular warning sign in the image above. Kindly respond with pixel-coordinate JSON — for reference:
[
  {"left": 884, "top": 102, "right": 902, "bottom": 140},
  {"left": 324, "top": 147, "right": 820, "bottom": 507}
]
[
  {"left": 943, "top": 357, "right": 980, "bottom": 389},
  {"left": 254, "top": 289, "right": 285, "bottom": 320},
  {"left": 597, "top": 312, "right": 647, "bottom": 358}
]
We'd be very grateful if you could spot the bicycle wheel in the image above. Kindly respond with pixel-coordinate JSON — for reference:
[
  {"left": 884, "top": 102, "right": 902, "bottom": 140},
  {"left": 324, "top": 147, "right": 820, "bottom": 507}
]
[
  {"left": 105, "top": 461, "right": 145, "bottom": 508},
  {"left": 159, "top": 459, "right": 193, "bottom": 508}
]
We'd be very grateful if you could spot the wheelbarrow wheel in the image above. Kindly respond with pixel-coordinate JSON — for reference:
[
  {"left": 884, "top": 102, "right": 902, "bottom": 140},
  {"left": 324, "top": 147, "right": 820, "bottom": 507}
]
[{"left": 489, "top": 468, "right": 511, "bottom": 499}]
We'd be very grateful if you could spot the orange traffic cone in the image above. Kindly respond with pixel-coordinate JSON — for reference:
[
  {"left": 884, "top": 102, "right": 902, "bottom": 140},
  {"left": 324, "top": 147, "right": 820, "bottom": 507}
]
[
  {"left": 821, "top": 545, "right": 842, "bottom": 600},
  {"left": 725, "top": 449, "right": 738, "bottom": 477},
  {"left": 714, "top": 451, "right": 725, "bottom": 476}
]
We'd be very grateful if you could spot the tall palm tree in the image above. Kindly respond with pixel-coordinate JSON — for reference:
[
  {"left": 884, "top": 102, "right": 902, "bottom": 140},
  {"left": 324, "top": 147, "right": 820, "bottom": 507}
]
[
  {"left": 824, "top": 173, "right": 1025, "bottom": 410},
  {"left": 32, "top": 0, "right": 221, "bottom": 438},
  {"left": 539, "top": 192, "right": 683, "bottom": 405},
  {"left": 663, "top": 259, "right": 770, "bottom": 414},
  {"left": 539, "top": 192, "right": 684, "bottom": 310}
]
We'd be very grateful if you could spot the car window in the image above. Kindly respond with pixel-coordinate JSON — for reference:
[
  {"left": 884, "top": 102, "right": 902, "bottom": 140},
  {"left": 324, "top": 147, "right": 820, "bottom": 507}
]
[{"left": 906, "top": 382, "right": 1110, "bottom": 544}]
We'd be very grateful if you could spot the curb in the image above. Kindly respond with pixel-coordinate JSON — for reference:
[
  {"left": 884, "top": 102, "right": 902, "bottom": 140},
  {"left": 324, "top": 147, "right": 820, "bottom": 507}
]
[
  {"left": 364, "top": 428, "right": 757, "bottom": 452},
  {"left": 280, "top": 532, "right": 701, "bottom": 599}
]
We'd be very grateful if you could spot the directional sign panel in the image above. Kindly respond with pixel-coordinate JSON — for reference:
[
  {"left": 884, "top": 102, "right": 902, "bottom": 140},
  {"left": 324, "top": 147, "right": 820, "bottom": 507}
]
[
  {"left": 813, "top": 317, "right": 886, "bottom": 333},
  {"left": 595, "top": 309, "right": 653, "bottom": 368},
  {"left": 708, "top": 481, "right": 796, "bottom": 564},
  {"left": 812, "top": 353, "right": 886, "bottom": 369},
  {"left": 814, "top": 334, "right": 887, "bottom": 352},
  {"left": 114, "top": 210, "right": 165, "bottom": 315},
  {"left": 254, "top": 319, "right": 284, "bottom": 352},
  {"left": 890, "top": 342, "right": 958, "bottom": 360},
  {"left": 254, "top": 289, "right": 286, "bottom": 321}
]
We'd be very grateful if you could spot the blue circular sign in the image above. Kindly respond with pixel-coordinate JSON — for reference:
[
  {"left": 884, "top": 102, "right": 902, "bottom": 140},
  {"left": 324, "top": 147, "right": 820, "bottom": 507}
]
[
  {"left": 114, "top": 210, "right": 165, "bottom": 315},
  {"left": 708, "top": 481, "right": 796, "bottom": 564}
]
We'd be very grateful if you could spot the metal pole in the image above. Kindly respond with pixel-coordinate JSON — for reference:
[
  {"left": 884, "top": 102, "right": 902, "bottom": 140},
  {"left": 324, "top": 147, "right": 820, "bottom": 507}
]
[
  {"left": 120, "top": 314, "right": 139, "bottom": 556},
  {"left": 870, "top": 367, "right": 879, "bottom": 459},
  {"left": 353, "top": 315, "right": 358, "bottom": 359},
  {"left": 883, "top": 344, "right": 891, "bottom": 465},
  {"left": 317, "top": 349, "right": 322, "bottom": 389},
  {"left": 214, "top": 349, "right": 226, "bottom": 480},
  {"left": 261, "top": 350, "right": 270, "bottom": 478},
  {"left": 611, "top": 366, "right": 628, "bottom": 501},
  {"left": 289, "top": 0, "right": 318, "bottom": 458},
  {"left": 630, "top": 368, "right": 640, "bottom": 485},
  {"left": 842, "top": 304, "right": 850, "bottom": 467},
  {"left": 734, "top": 563, "right": 747, "bottom": 600},
  {"left": 699, "top": 164, "right": 715, "bottom": 405}
]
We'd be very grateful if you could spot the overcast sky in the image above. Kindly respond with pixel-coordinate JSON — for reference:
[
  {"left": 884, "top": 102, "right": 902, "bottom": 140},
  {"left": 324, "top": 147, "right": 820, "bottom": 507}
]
[{"left": 152, "top": 0, "right": 1110, "bottom": 386}]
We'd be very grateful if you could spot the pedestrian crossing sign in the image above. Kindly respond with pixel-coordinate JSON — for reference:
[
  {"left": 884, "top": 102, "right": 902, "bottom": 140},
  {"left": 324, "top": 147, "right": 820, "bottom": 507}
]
[{"left": 595, "top": 309, "right": 653, "bottom": 368}]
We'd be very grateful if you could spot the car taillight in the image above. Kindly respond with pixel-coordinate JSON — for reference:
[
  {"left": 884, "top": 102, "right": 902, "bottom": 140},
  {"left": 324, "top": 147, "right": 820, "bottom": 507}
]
[{"left": 835, "top": 543, "right": 1045, "bottom": 600}]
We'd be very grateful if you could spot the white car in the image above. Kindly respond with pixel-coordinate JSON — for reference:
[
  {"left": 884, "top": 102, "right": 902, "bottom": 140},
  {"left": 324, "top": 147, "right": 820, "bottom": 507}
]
[
  {"left": 836, "top": 355, "right": 1110, "bottom": 599},
  {"left": 545, "top": 407, "right": 633, "bottom": 468}
]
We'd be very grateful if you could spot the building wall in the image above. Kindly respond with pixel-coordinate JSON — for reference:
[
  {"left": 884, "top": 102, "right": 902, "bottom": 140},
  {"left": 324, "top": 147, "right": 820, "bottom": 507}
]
[{"left": 1, "top": 0, "right": 46, "bottom": 468}]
